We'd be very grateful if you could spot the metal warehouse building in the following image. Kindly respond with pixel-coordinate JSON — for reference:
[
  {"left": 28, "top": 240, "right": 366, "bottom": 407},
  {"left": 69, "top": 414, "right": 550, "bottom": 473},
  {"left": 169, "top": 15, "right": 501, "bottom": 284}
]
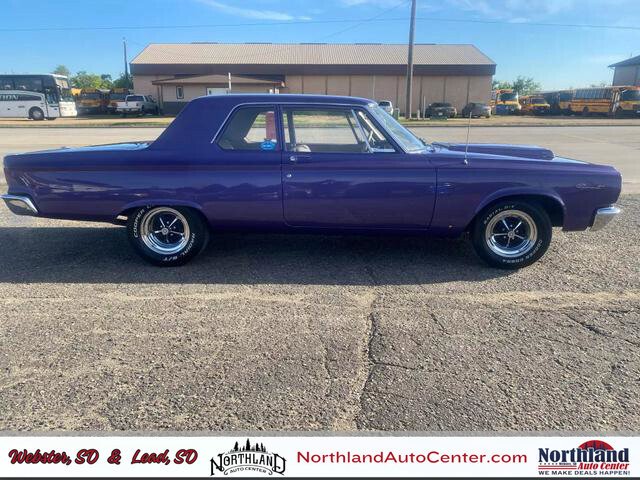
[
  {"left": 609, "top": 54, "right": 640, "bottom": 86},
  {"left": 130, "top": 43, "right": 496, "bottom": 115}
]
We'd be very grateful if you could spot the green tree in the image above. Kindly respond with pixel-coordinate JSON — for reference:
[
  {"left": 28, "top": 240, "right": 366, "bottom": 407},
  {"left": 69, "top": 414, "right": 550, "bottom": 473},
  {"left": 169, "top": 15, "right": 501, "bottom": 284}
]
[
  {"left": 511, "top": 76, "right": 542, "bottom": 95},
  {"left": 492, "top": 79, "right": 512, "bottom": 90},
  {"left": 100, "top": 74, "right": 113, "bottom": 89},
  {"left": 112, "top": 72, "right": 132, "bottom": 89},
  {"left": 52, "top": 65, "right": 70, "bottom": 77},
  {"left": 492, "top": 77, "right": 541, "bottom": 94},
  {"left": 70, "top": 71, "right": 102, "bottom": 89}
]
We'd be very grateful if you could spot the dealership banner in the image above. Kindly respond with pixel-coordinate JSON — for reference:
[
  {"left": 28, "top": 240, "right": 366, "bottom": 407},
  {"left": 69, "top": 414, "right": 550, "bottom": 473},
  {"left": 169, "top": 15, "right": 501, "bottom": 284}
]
[{"left": 0, "top": 436, "right": 636, "bottom": 477}]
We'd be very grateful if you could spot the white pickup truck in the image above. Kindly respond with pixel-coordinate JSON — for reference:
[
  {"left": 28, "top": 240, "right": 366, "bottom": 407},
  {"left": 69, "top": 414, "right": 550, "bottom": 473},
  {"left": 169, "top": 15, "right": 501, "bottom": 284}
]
[{"left": 116, "top": 95, "right": 159, "bottom": 116}]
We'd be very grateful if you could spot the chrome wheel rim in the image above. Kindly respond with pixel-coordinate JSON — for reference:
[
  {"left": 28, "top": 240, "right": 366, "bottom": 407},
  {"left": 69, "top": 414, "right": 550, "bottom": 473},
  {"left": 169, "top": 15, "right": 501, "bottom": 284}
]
[
  {"left": 485, "top": 210, "right": 537, "bottom": 257},
  {"left": 140, "top": 207, "right": 190, "bottom": 255}
]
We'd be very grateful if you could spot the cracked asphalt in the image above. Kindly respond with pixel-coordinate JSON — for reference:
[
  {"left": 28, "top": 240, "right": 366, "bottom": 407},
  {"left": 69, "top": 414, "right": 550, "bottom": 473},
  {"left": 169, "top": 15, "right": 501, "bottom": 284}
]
[{"left": 0, "top": 127, "right": 638, "bottom": 432}]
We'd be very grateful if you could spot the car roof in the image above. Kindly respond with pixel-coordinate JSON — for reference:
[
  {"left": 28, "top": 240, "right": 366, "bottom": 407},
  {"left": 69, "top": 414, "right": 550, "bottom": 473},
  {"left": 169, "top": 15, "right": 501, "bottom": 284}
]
[{"left": 193, "top": 93, "right": 374, "bottom": 106}]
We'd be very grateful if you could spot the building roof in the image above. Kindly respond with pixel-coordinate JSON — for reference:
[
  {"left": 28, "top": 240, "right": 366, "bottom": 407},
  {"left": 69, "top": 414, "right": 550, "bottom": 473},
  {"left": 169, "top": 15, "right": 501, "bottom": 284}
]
[
  {"left": 131, "top": 43, "right": 496, "bottom": 76},
  {"left": 152, "top": 74, "right": 283, "bottom": 86},
  {"left": 609, "top": 54, "right": 640, "bottom": 68}
]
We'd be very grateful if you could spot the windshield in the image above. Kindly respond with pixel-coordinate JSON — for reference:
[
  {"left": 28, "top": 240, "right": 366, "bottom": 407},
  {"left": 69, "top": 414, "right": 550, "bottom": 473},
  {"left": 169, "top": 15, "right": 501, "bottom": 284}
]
[
  {"left": 499, "top": 93, "right": 518, "bottom": 102},
  {"left": 621, "top": 89, "right": 640, "bottom": 101},
  {"left": 531, "top": 98, "right": 546, "bottom": 104},
  {"left": 369, "top": 104, "right": 425, "bottom": 152},
  {"left": 81, "top": 92, "right": 101, "bottom": 99},
  {"left": 59, "top": 87, "right": 74, "bottom": 102}
]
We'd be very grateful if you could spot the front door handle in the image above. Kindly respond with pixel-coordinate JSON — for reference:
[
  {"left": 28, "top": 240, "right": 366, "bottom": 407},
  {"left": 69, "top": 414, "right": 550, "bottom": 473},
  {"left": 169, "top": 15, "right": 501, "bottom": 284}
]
[{"left": 289, "top": 155, "right": 311, "bottom": 164}]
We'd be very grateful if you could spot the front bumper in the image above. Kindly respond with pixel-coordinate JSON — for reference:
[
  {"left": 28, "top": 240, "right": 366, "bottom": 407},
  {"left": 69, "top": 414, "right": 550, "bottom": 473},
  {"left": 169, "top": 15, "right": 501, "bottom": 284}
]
[
  {"left": 1, "top": 194, "right": 38, "bottom": 216},
  {"left": 591, "top": 205, "right": 621, "bottom": 231}
]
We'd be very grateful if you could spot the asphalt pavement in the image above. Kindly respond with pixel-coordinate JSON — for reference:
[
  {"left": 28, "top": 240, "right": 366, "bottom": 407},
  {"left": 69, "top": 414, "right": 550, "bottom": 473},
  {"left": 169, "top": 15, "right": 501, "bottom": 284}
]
[{"left": 0, "top": 126, "right": 638, "bottom": 432}]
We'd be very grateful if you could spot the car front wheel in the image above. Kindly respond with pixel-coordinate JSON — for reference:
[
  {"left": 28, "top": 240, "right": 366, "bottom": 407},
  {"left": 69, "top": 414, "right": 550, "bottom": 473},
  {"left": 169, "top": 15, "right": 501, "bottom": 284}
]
[
  {"left": 471, "top": 201, "right": 552, "bottom": 269},
  {"left": 127, "top": 206, "right": 209, "bottom": 266}
]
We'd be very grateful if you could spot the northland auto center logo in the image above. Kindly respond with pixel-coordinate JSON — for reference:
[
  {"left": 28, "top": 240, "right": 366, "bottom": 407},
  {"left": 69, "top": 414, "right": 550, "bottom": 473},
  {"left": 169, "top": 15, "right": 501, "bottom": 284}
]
[
  {"left": 538, "top": 439, "right": 630, "bottom": 475},
  {"left": 210, "top": 439, "right": 286, "bottom": 476}
]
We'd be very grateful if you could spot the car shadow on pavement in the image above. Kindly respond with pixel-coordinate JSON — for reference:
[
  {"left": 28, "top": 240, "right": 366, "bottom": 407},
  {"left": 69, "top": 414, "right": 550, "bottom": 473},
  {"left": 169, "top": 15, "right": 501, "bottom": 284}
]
[{"left": 0, "top": 226, "right": 512, "bottom": 284}]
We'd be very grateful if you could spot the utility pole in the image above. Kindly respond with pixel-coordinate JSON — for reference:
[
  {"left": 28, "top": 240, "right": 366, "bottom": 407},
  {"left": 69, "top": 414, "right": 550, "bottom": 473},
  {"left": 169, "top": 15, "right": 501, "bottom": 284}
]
[
  {"left": 123, "top": 37, "right": 130, "bottom": 89},
  {"left": 404, "top": 0, "right": 417, "bottom": 119}
]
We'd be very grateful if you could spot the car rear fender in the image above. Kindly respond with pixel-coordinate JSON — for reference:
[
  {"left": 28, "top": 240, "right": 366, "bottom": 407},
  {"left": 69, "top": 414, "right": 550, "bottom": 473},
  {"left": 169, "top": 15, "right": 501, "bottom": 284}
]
[{"left": 117, "top": 199, "right": 207, "bottom": 222}]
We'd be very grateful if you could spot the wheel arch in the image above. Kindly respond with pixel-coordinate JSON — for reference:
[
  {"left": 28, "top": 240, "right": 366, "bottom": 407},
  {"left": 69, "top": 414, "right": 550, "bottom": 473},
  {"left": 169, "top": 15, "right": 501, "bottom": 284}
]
[
  {"left": 115, "top": 200, "right": 208, "bottom": 225},
  {"left": 468, "top": 191, "right": 566, "bottom": 231}
]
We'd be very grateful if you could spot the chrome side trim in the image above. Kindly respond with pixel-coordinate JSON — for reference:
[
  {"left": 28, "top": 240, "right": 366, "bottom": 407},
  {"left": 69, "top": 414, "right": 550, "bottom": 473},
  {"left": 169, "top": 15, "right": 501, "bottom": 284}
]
[
  {"left": 1, "top": 194, "right": 39, "bottom": 216},
  {"left": 590, "top": 205, "right": 621, "bottom": 231}
]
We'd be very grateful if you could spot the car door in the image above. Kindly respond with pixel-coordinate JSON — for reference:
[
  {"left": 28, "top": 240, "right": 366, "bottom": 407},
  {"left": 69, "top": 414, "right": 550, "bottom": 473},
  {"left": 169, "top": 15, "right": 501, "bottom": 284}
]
[{"left": 280, "top": 106, "right": 436, "bottom": 229}]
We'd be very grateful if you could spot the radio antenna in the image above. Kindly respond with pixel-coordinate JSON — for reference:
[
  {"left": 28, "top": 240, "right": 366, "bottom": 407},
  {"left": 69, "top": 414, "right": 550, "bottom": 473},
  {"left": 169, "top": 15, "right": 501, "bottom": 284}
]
[{"left": 463, "top": 109, "right": 472, "bottom": 165}]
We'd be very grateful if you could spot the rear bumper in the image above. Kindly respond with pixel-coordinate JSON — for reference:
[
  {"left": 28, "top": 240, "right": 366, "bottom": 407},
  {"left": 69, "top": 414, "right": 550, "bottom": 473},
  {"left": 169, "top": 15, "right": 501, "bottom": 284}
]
[
  {"left": 591, "top": 205, "right": 621, "bottom": 231},
  {"left": 1, "top": 194, "right": 38, "bottom": 216}
]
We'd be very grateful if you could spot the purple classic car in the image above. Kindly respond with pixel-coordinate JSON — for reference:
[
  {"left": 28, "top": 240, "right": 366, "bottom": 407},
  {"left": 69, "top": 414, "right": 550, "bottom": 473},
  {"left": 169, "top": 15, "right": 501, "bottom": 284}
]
[{"left": 2, "top": 94, "right": 622, "bottom": 268}]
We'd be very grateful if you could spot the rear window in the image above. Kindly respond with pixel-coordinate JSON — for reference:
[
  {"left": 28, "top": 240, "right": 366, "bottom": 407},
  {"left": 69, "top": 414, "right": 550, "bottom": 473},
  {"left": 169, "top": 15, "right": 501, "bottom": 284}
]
[
  {"left": 217, "top": 106, "right": 278, "bottom": 151},
  {"left": 378, "top": 101, "right": 391, "bottom": 107},
  {"left": 126, "top": 95, "right": 144, "bottom": 102}
]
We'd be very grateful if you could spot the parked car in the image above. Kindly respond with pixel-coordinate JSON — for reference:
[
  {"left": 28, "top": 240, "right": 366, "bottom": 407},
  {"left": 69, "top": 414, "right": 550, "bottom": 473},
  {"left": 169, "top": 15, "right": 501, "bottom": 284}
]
[
  {"left": 461, "top": 102, "right": 492, "bottom": 118},
  {"left": 116, "top": 95, "right": 159, "bottom": 116},
  {"left": 425, "top": 102, "right": 457, "bottom": 118},
  {"left": 2, "top": 94, "right": 621, "bottom": 269},
  {"left": 378, "top": 100, "right": 393, "bottom": 114}
]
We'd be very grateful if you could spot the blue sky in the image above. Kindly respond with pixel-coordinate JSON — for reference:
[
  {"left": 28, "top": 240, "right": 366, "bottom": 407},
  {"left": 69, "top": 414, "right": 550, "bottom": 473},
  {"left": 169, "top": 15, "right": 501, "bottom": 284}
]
[{"left": 1, "top": 0, "right": 639, "bottom": 89}]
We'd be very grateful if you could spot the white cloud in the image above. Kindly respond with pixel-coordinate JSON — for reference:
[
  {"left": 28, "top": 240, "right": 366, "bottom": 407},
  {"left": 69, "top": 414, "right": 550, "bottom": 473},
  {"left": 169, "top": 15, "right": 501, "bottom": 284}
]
[{"left": 196, "top": 0, "right": 311, "bottom": 21}]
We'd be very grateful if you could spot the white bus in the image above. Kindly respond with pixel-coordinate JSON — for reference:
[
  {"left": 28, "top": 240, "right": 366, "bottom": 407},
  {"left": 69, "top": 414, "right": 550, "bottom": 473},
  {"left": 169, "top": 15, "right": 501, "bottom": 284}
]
[{"left": 0, "top": 74, "right": 77, "bottom": 120}]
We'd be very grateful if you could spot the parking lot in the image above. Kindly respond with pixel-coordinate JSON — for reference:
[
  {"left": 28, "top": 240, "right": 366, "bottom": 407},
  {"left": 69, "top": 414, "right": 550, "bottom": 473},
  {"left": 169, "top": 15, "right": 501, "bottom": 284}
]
[{"left": 0, "top": 126, "right": 638, "bottom": 432}]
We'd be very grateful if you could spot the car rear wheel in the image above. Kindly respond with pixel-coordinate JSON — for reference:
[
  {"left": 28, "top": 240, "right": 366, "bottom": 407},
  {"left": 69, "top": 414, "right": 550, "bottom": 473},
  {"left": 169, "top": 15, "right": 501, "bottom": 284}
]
[
  {"left": 471, "top": 200, "right": 552, "bottom": 269},
  {"left": 127, "top": 206, "right": 209, "bottom": 266}
]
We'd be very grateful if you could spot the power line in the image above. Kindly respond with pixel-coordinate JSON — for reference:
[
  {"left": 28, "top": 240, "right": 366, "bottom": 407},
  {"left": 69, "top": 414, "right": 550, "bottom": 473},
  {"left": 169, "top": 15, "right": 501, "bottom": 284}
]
[
  {"left": 0, "top": 16, "right": 638, "bottom": 33},
  {"left": 316, "top": 0, "right": 409, "bottom": 41}
]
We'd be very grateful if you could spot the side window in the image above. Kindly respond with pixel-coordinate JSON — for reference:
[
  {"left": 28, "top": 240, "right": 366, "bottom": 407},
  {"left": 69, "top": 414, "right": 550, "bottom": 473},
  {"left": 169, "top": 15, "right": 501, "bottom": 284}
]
[
  {"left": 354, "top": 110, "right": 396, "bottom": 152},
  {"left": 217, "top": 106, "right": 278, "bottom": 151},
  {"left": 282, "top": 108, "right": 368, "bottom": 153},
  {"left": 0, "top": 78, "right": 14, "bottom": 90},
  {"left": 176, "top": 86, "right": 184, "bottom": 99}
]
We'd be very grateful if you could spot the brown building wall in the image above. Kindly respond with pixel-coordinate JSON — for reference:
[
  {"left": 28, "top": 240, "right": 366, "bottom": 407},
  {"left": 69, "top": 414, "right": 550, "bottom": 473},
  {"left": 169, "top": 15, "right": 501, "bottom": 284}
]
[{"left": 135, "top": 73, "right": 492, "bottom": 116}]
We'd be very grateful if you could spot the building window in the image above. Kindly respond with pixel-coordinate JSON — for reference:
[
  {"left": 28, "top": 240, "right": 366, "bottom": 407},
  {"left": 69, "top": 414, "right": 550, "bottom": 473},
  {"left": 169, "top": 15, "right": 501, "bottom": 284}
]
[
  {"left": 217, "top": 106, "right": 278, "bottom": 151},
  {"left": 176, "top": 86, "right": 184, "bottom": 100}
]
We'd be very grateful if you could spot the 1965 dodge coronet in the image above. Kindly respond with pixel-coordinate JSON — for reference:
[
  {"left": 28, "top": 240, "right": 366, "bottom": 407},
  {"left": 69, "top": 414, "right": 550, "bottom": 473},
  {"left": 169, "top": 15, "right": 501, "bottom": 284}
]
[{"left": 2, "top": 94, "right": 622, "bottom": 268}]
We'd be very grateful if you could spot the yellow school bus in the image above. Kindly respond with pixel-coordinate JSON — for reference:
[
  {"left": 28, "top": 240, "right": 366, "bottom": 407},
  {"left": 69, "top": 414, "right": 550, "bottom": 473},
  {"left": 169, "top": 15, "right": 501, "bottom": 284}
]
[
  {"left": 491, "top": 89, "right": 521, "bottom": 115},
  {"left": 569, "top": 86, "right": 640, "bottom": 117},
  {"left": 542, "top": 90, "right": 574, "bottom": 115},
  {"left": 107, "top": 87, "right": 131, "bottom": 113},
  {"left": 519, "top": 95, "right": 551, "bottom": 115},
  {"left": 77, "top": 88, "right": 109, "bottom": 114}
]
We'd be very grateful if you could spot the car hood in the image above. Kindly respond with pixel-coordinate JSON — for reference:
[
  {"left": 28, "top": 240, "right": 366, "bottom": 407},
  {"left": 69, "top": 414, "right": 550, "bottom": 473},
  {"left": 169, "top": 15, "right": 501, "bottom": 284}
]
[{"left": 433, "top": 142, "right": 555, "bottom": 160}]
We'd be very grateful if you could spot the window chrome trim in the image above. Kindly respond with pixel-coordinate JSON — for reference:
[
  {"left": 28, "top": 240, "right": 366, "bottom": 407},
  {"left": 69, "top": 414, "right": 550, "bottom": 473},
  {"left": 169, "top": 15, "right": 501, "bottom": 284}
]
[{"left": 208, "top": 101, "right": 411, "bottom": 152}]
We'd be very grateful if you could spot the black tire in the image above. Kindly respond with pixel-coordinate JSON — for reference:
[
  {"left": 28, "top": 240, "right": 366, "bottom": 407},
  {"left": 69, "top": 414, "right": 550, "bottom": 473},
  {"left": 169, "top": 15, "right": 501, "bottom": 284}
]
[
  {"left": 471, "top": 200, "right": 552, "bottom": 269},
  {"left": 127, "top": 206, "right": 209, "bottom": 266},
  {"left": 29, "top": 107, "right": 45, "bottom": 121}
]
